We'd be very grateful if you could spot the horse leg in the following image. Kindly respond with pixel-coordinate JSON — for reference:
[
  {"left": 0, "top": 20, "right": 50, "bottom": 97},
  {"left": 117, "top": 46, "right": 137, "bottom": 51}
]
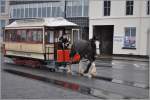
[
  {"left": 67, "top": 63, "right": 72, "bottom": 74},
  {"left": 83, "top": 61, "right": 92, "bottom": 74},
  {"left": 89, "top": 62, "right": 97, "bottom": 77},
  {"left": 83, "top": 61, "right": 97, "bottom": 78},
  {"left": 78, "top": 60, "right": 84, "bottom": 75}
]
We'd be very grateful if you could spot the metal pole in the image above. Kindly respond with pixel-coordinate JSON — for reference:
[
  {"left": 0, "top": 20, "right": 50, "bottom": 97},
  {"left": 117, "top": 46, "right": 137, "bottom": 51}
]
[{"left": 64, "top": 0, "right": 67, "bottom": 18}]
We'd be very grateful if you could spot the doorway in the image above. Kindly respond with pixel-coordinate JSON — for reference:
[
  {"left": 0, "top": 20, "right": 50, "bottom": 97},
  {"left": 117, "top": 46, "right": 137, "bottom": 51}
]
[{"left": 93, "top": 25, "right": 114, "bottom": 55}]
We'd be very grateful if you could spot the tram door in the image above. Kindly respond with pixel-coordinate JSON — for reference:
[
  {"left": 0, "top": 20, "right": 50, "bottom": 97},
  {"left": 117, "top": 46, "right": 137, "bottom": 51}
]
[
  {"left": 45, "top": 31, "right": 55, "bottom": 61},
  {"left": 54, "top": 30, "right": 72, "bottom": 60},
  {"left": 72, "top": 29, "right": 80, "bottom": 43}
]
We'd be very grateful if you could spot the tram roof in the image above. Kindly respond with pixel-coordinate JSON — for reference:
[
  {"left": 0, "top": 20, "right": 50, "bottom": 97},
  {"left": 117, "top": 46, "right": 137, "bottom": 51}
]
[{"left": 5, "top": 17, "right": 78, "bottom": 29}]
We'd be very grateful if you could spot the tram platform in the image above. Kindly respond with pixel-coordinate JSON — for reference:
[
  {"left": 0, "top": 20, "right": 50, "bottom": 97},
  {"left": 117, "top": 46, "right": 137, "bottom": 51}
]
[{"left": 2, "top": 63, "right": 149, "bottom": 99}]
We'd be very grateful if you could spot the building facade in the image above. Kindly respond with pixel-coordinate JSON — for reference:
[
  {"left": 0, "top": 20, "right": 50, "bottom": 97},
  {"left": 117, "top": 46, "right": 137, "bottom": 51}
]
[
  {"left": 0, "top": 0, "right": 9, "bottom": 42},
  {"left": 89, "top": 0, "right": 150, "bottom": 56},
  {"left": 8, "top": 0, "right": 89, "bottom": 40}
]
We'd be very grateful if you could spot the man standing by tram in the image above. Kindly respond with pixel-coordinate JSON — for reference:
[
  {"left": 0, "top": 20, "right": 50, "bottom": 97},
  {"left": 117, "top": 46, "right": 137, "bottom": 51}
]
[{"left": 59, "top": 33, "right": 69, "bottom": 50}]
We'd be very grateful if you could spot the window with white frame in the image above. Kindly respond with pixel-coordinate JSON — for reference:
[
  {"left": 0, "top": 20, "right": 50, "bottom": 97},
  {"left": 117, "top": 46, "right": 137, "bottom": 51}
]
[
  {"left": 147, "top": 0, "right": 150, "bottom": 15},
  {"left": 103, "top": 0, "right": 111, "bottom": 16},
  {"left": 123, "top": 27, "right": 136, "bottom": 49},
  {"left": 126, "top": 0, "right": 134, "bottom": 15}
]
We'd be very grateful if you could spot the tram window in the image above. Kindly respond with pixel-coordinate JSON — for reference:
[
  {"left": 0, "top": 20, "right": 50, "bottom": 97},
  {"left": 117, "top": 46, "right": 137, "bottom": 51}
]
[
  {"left": 20, "top": 30, "right": 26, "bottom": 41},
  {"left": 5, "top": 29, "right": 43, "bottom": 43},
  {"left": 27, "top": 30, "right": 36, "bottom": 42},
  {"left": 32, "top": 31, "right": 37, "bottom": 41},
  {"left": 15, "top": 30, "right": 20, "bottom": 42},
  {"left": 27, "top": 30, "right": 43, "bottom": 43},
  {"left": 5, "top": 30, "right": 11, "bottom": 41},
  {"left": 5, "top": 30, "right": 17, "bottom": 42},
  {"left": 27, "top": 30, "right": 32, "bottom": 42},
  {"left": 46, "top": 31, "right": 54, "bottom": 43},
  {"left": 37, "top": 31, "right": 43, "bottom": 42}
]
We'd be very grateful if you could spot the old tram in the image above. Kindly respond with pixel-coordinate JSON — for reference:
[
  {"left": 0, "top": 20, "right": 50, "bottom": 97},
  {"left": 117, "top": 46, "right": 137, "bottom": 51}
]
[{"left": 3, "top": 18, "right": 80, "bottom": 71}]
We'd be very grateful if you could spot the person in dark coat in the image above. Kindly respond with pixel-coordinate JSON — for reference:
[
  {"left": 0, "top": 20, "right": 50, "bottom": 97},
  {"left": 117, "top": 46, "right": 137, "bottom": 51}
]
[{"left": 59, "top": 33, "right": 69, "bottom": 49}]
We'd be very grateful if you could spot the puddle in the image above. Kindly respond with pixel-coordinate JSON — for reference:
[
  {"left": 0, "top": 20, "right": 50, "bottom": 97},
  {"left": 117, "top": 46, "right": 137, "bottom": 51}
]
[{"left": 3, "top": 69, "right": 129, "bottom": 99}]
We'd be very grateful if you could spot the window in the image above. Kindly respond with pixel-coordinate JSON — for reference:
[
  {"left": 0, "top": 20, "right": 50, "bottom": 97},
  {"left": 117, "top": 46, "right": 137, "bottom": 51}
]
[
  {"left": 0, "top": 20, "right": 5, "bottom": 37},
  {"left": 29, "top": 8, "right": 33, "bottom": 18},
  {"left": 33, "top": 8, "right": 37, "bottom": 17},
  {"left": 72, "top": 29, "right": 80, "bottom": 42},
  {"left": 46, "top": 31, "right": 54, "bottom": 43},
  {"left": 5, "top": 30, "right": 18, "bottom": 42},
  {"left": 66, "top": 0, "right": 89, "bottom": 17},
  {"left": 38, "top": 8, "right": 42, "bottom": 17},
  {"left": 20, "top": 30, "right": 26, "bottom": 41},
  {"left": 1, "top": 20, "right": 5, "bottom": 28},
  {"left": 37, "top": 31, "right": 43, "bottom": 42},
  {"left": 56, "top": 7, "right": 60, "bottom": 17},
  {"left": 5, "top": 29, "right": 43, "bottom": 43},
  {"left": 47, "top": 7, "right": 51, "bottom": 17},
  {"left": 5, "top": 30, "right": 11, "bottom": 41},
  {"left": 123, "top": 27, "right": 136, "bottom": 49},
  {"left": 13, "top": 9, "right": 17, "bottom": 18},
  {"left": 42, "top": 7, "right": 46, "bottom": 17},
  {"left": 104, "top": 0, "right": 111, "bottom": 16},
  {"left": 66, "top": 1, "right": 72, "bottom": 17},
  {"left": 27, "top": 30, "right": 43, "bottom": 43},
  {"left": 84, "top": 0, "right": 89, "bottom": 16},
  {"left": 52, "top": 7, "right": 57, "bottom": 17},
  {"left": 126, "top": 0, "right": 134, "bottom": 15},
  {"left": 17, "top": 8, "right": 21, "bottom": 18},
  {"left": 147, "top": 0, "right": 150, "bottom": 15},
  {"left": 25, "top": 8, "right": 28, "bottom": 18},
  {"left": 0, "top": 0, "right": 5, "bottom": 13},
  {"left": 21, "top": 8, "right": 24, "bottom": 18}
]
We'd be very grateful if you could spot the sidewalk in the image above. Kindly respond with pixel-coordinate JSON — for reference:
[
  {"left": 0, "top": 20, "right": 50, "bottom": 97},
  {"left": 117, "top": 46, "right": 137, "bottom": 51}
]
[{"left": 96, "top": 55, "right": 149, "bottom": 62}]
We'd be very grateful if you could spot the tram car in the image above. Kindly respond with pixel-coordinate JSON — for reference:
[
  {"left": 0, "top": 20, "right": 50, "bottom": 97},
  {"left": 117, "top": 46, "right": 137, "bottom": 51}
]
[{"left": 3, "top": 18, "right": 80, "bottom": 71}]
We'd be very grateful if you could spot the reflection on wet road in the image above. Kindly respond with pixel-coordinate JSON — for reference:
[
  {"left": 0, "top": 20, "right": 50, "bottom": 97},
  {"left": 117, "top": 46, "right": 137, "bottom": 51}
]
[
  {"left": 2, "top": 63, "right": 149, "bottom": 99},
  {"left": 1, "top": 57, "right": 149, "bottom": 99},
  {"left": 3, "top": 69, "right": 111, "bottom": 99}
]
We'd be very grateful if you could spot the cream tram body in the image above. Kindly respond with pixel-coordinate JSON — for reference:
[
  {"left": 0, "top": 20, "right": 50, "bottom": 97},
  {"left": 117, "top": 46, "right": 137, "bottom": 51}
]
[{"left": 3, "top": 18, "right": 78, "bottom": 66}]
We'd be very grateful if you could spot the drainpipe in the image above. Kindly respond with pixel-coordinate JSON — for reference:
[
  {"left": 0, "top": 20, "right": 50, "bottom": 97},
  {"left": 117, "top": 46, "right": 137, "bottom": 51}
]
[{"left": 138, "top": 0, "right": 142, "bottom": 55}]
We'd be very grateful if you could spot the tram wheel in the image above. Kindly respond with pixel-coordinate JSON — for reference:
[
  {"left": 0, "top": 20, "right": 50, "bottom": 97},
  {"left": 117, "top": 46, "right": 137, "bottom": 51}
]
[
  {"left": 52, "top": 69, "right": 56, "bottom": 72},
  {"left": 49, "top": 68, "right": 56, "bottom": 72}
]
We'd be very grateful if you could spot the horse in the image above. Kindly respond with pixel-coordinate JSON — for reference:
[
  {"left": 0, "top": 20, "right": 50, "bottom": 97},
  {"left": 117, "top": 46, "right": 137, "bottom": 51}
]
[{"left": 67, "top": 37, "right": 100, "bottom": 77}]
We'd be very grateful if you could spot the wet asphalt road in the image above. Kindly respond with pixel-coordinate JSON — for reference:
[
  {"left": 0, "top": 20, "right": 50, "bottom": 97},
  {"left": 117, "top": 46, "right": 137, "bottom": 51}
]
[
  {"left": 1, "top": 56, "right": 149, "bottom": 99},
  {"left": 1, "top": 63, "right": 97, "bottom": 99}
]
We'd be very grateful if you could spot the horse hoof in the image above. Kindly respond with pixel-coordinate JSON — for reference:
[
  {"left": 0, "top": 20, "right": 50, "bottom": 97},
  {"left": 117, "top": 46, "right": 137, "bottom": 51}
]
[
  {"left": 84, "top": 73, "right": 92, "bottom": 78},
  {"left": 67, "top": 71, "right": 72, "bottom": 74}
]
